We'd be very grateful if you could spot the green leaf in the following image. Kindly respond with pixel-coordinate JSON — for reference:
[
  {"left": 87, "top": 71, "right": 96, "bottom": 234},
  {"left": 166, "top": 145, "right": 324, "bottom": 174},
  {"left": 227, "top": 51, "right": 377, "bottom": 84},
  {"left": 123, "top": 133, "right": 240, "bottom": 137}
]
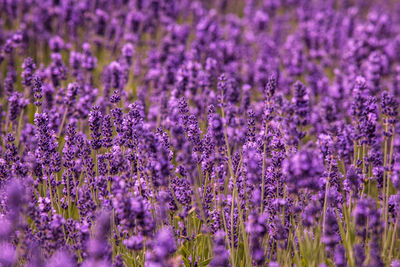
[
  {"left": 198, "top": 258, "right": 212, "bottom": 266},
  {"left": 179, "top": 244, "right": 191, "bottom": 257},
  {"left": 181, "top": 256, "right": 191, "bottom": 267}
]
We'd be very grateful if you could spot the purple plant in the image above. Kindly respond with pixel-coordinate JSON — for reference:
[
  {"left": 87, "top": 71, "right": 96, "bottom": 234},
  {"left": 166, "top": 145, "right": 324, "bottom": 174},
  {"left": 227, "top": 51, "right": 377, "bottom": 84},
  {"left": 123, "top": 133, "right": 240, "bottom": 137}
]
[{"left": 0, "top": 1, "right": 400, "bottom": 266}]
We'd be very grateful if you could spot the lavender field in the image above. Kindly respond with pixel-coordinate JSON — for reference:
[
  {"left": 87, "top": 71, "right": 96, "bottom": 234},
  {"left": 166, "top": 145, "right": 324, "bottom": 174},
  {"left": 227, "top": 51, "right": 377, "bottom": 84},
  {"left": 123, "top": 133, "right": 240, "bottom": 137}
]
[{"left": 1, "top": 0, "right": 400, "bottom": 266}]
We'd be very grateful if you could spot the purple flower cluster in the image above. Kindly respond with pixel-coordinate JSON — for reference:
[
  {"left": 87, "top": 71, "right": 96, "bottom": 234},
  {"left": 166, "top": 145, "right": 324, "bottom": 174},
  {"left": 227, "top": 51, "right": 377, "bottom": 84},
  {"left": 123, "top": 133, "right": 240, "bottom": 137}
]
[{"left": 1, "top": 0, "right": 400, "bottom": 266}]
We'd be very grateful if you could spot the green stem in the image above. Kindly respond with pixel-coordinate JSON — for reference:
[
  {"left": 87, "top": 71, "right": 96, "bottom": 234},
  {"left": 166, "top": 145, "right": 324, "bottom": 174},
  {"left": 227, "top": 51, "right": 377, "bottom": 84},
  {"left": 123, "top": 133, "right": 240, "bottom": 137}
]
[
  {"left": 15, "top": 109, "right": 24, "bottom": 148},
  {"left": 322, "top": 156, "right": 333, "bottom": 234},
  {"left": 260, "top": 122, "right": 268, "bottom": 213},
  {"left": 57, "top": 107, "right": 69, "bottom": 138},
  {"left": 220, "top": 103, "right": 250, "bottom": 265},
  {"left": 388, "top": 216, "right": 398, "bottom": 263},
  {"left": 385, "top": 129, "right": 395, "bottom": 236},
  {"left": 383, "top": 120, "right": 389, "bottom": 240}
]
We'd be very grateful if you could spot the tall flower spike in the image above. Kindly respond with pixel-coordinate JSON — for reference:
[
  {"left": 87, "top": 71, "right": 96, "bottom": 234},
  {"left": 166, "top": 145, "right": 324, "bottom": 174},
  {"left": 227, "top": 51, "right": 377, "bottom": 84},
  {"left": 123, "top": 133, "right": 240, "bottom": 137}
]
[
  {"left": 82, "top": 42, "right": 97, "bottom": 71},
  {"left": 21, "top": 57, "right": 36, "bottom": 87},
  {"left": 64, "top": 83, "right": 79, "bottom": 107},
  {"left": 145, "top": 227, "right": 176, "bottom": 266},
  {"left": 122, "top": 43, "right": 134, "bottom": 66},
  {"left": 88, "top": 106, "right": 103, "bottom": 150},
  {"left": 381, "top": 91, "right": 398, "bottom": 127},
  {"left": 283, "top": 147, "right": 324, "bottom": 194},
  {"left": 210, "top": 230, "right": 231, "bottom": 267},
  {"left": 217, "top": 73, "right": 227, "bottom": 105},
  {"left": 265, "top": 74, "right": 277, "bottom": 101},
  {"left": 293, "top": 80, "right": 310, "bottom": 128},
  {"left": 33, "top": 76, "right": 43, "bottom": 107},
  {"left": 109, "top": 61, "right": 123, "bottom": 90}
]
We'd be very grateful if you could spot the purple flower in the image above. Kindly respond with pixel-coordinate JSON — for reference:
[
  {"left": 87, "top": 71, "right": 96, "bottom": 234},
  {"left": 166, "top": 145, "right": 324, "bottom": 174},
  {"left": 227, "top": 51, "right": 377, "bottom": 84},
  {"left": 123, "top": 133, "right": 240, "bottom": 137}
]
[
  {"left": 88, "top": 106, "right": 103, "bottom": 150},
  {"left": 334, "top": 245, "right": 346, "bottom": 267},
  {"left": 145, "top": 227, "right": 176, "bottom": 266},
  {"left": 82, "top": 43, "right": 97, "bottom": 71},
  {"left": 109, "top": 61, "right": 123, "bottom": 90},
  {"left": 32, "top": 76, "right": 43, "bottom": 106},
  {"left": 353, "top": 197, "right": 382, "bottom": 238},
  {"left": 293, "top": 81, "right": 310, "bottom": 128},
  {"left": 123, "top": 235, "right": 144, "bottom": 251},
  {"left": 283, "top": 147, "right": 324, "bottom": 193},
  {"left": 8, "top": 92, "right": 26, "bottom": 121},
  {"left": 46, "top": 249, "right": 76, "bottom": 267},
  {"left": 246, "top": 212, "right": 268, "bottom": 265},
  {"left": 381, "top": 91, "right": 398, "bottom": 127},
  {"left": 122, "top": 43, "right": 134, "bottom": 66},
  {"left": 21, "top": 57, "right": 36, "bottom": 87},
  {"left": 49, "top": 53, "right": 68, "bottom": 87},
  {"left": 0, "top": 242, "right": 16, "bottom": 266},
  {"left": 321, "top": 208, "right": 340, "bottom": 250},
  {"left": 345, "top": 166, "right": 361, "bottom": 193},
  {"left": 210, "top": 230, "right": 231, "bottom": 267},
  {"left": 64, "top": 83, "right": 79, "bottom": 106}
]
